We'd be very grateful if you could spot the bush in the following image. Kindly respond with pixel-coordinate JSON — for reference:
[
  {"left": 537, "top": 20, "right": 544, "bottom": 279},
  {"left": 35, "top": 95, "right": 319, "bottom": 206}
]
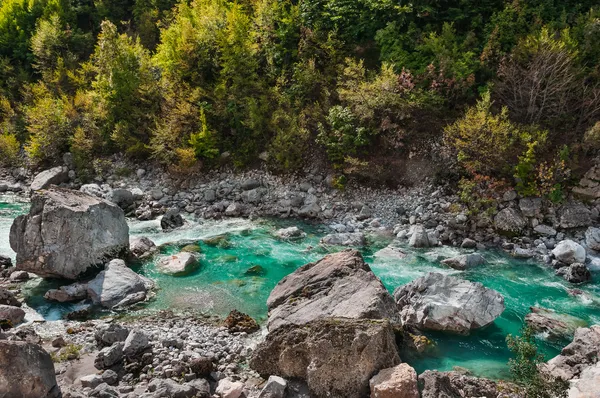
[{"left": 0, "top": 133, "right": 20, "bottom": 166}]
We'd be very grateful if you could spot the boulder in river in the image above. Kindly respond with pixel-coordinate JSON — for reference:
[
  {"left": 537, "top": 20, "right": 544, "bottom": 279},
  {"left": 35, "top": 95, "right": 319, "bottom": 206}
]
[
  {"left": 30, "top": 166, "right": 69, "bottom": 191},
  {"left": 543, "top": 325, "right": 600, "bottom": 381},
  {"left": 525, "top": 307, "right": 587, "bottom": 340},
  {"left": 374, "top": 246, "right": 407, "bottom": 260},
  {"left": 394, "top": 272, "right": 505, "bottom": 335},
  {"left": 266, "top": 250, "right": 399, "bottom": 331},
  {"left": 160, "top": 208, "right": 184, "bottom": 231},
  {"left": 87, "top": 259, "right": 153, "bottom": 308},
  {"left": 223, "top": 309, "right": 259, "bottom": 334},
  {"left": 552, "top": 240, "right": 586, "bottom": 265},
  {"left": 556, "top": 263, "right": 591, "bottom": 283},
  {"left": 320, "top": 232, "right": 365, "bottom": 247},
  {"left": 274, "top": 226, "right": 306, "bottom": 240},
  {"left": 494, "top": 208, "right": 526, "bottom": 236},
  {"left": 10, "top": 187, "right": 129, "bottom": 279},
  {"left": 0, "top": 340, "right": 61, "bottom": 398},
  {"left": 441, "top": 253, "right": 485, "bottom": 270},
  {"left": 129, "top": 236, "right": 157, "bottom": 260},
  {"left": 250, "top": 318, "right": 400, "bottom": 398},
  {"left": 369, "top": 363, "right": 419, "bottom": 398},
  {"left": 156, "top": 253, "right": 199, "bottom": 276},
  {"left": 44, "top": 282, "right": 88, "bottom": 303},
  {"left": 408, "top": 225, "right": 430, "bottom": 247}
]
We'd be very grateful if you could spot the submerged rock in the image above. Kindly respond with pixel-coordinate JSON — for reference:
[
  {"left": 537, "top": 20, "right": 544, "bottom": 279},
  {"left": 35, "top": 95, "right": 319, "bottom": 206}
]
[
  {"left": 250, "top": 318, "right": 399, "bottom": 398},
  {"left": 10, "top": 188, "right": 129, "bottom": 279},
  {"left": 441, "top": 253, "right": 485, "bottom": 270},
  {"left": 156, "top": 253, "right": 199, "bottom": 276},
  {"left": 543, "top": 325, "right": 600, "bottom": 381},
  {"left": 87, "top": 259, "right": 153, "bottom": 308},
  {"left": 266, "top": 250, "right": 399, "bottom": 331},
  {"left": 0, "top": 340, "right": 61, "bottom": 398},
  {"left": 394, "top": 272, "right": 505, "bottom": 335},
  {"left": 30, "top": 166, "right": 69, "bottom": 191},
  {"left": 552, "top": 240, "right": 586, "bottom": 265},
  {"left": 320, "top": 232, "right": 365, "bottom": 247},
  {"left": 525, "top": 307, "right": 586, "bottom": 340},
  {"left": 369, "top": 363, "right": 419, "bottom": 398}
]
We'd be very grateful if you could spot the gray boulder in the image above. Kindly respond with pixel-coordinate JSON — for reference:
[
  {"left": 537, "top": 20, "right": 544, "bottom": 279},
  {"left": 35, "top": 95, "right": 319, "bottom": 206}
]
[
  {"left": 556, "top": 263, "right": 591, "bottom": 283},
  {"left": 156, "top": 253, "right": 199, "bottom": 276},
  {"left": 585, "top": 227, "right": 600, "bottom": 251},
  {"left": 441, "top": 253, "right": 485, "bottom": 270},
  {"left": 129, "top": 236, "right": 157, "bottom": 260},
  {"left": 543, "top": 325, "right": 600, "bottom": 381},
  {"left": 568, "top": 362, "right": 600, "bottom": 398},
  {"left": 10, "top": 188, "right": 129, "bottom": 279},
  {"left": 44, "top": 282, "right": 88, "bottom": 302},
  {"left": 94, "top": 342, "right": 124, "bottom": 369},
  {"left": 0, "top": 304, "right": 25, "bottom": 326},
  {"left": 408, "top": 225, "right": 430, "bottom": 248},
  {"left": 87, "top": 259, "right": 153, "bottom": 308},
  {"left": 250, "top": 318, "right": 400, "bottom": 398},
  {"left": 266, "top": 250, "right": 399, "bottom": 331},
  {"left": 494, "top": 208, "right": 526, "bottom": 236},
  {"left": 552, "top": 240, "right": 586, "bottom": 265},
  {"left": 107, "top": 188, "right": 134, "bottom": 208},
  {"left": 419, "top": 370, "right": 512, "bottom": 398},
  {"left": 320, "top": 232, "right": 365, "bottom": 247},
  {"left": 297, "top": 202, "right": 321, "bottom": 218},
  {"left": 274, "top": 227, "right": 306, "bottom": 240},
  {"left": 0, "top": 287, "right": 20, "bottom": 307},
  {"left": 373, "top": 246, "right": 407, "bottom": 260},
  {"left": 147, "top": 378, "right": 198, "bottom": 398},
  {"left": 525, "top": 307, "right": 586, "bottom": 340},
  {"left": 534, "top": 224, "right": 557, "bottom": 237},
  {"left": 258, "top": 376, "right": 287, "bottom": 398},
  {"left": 80, "top": 183, "right": 104, "bottom": 198},
  {"left": 95, "top": 323, "right": 129, "bottom": 347},
  {"left": 123, "top": 329, "right": 149, "bottom": 358},
  {"left": 161, "top": 209, "right": 184, "bottom": 231},
  {"left": 0, "top": 341, "right": 61, "bottom": 398},
  {"left": 30, "top": 166, "right": 69, "bottom": 191},
  {"left": 559, "top": 202, "right": 592, "bottom": 229},
  {"left": 394, "top": 273, "right": 505, "bottom": 335}
]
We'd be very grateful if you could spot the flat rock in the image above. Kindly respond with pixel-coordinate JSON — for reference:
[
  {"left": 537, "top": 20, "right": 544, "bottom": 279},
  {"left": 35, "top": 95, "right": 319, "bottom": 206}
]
[
  {"left": 266, "top": 250, "right": 399, "bottom": 331},
  {"left": 156, "top": 253, "right": 199, "bottom": 276},
  {"left": 10, "top": 188, "right": 129, "bottom": 279},
  {"left": 30, "top": 166, "right": 69, "bottom": 191},
  {"left": 250, "top": 318, "right": 400, "bottom": 398},
  {"left": 441, "top": 253, "right": 485, "bottom": 270},
  {"left": 394, "top": 272, "right": 505, "bottom": 335},
  {"left": 320, "top": 232, "right": 365, "bottom": 247}
]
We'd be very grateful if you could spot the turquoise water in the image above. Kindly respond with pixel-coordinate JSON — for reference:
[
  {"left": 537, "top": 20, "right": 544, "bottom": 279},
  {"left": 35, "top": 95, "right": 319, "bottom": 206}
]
[{"left": 2, "top": 196, "right": 600, "bottom": 379}]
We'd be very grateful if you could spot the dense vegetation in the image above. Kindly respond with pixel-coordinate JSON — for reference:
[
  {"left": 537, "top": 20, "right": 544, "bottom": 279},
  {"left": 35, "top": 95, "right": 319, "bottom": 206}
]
[{"left": 0, "top": 0, "right": 599, "bottom": 193}]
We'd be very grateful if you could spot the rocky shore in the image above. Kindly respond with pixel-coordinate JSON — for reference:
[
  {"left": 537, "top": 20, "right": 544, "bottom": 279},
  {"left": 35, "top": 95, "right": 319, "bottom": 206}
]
[{"left": 0, "top": 156, "right": 599, "bottom": 397}]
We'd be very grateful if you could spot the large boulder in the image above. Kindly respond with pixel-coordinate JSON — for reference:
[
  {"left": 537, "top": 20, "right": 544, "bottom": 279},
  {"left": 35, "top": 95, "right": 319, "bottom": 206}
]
[
  {"left": 369, "top": 363, "right": 419, "bottom": 398},
  {"left": 161, "top": 209, "right": 184, "bottom": 231},
  {"left": 525, "top": 307, "right": 586, "bottom": 340},
  {"left": 30, "top": 166, "right": 69, "bottom": 191},
  {"left": 494, "top": 208, "right": 527, "bottom": 236},
  {"left": 0, "top": 304, "right": 25, "bottom": 326},
  {"left": 419, "top": 370, "right": 513, "bottom": 398},
  {"left": 87, "top": 259, "right": 153, "bottom": 308},
  {"left": 0, "top": 287, "right": 20, "bottom": 307},
  {"left": 44, "top": 282, "right": 88, "bottom": 302},
  {"left": 0, "top": 340, "right": 61, "bottom": 398},
  {"left": 568, "top": 362, "right": 600, "bottom": 398},
  {"left": 320, "top": 232, "right": 365, "bottom": 247},
  {"left": 408, "top": 225, "right": 430, "bottom": 248},
  {"left": 585, "top": 227, "right": 600, "bottom": 251},
  {"left": 559, "top": 202, "right": 592, "bottom": 229},
  {"left": 552, "top": 240, "right": 586, "bottom": 265},
  {"left": 266, "top": 250, "right": 399, "bottom": 331},
  {"left": 156, "top": 253, "right": 199, "bottom": 276},
  {"left": 129, "top": 236, "right": 157, "bottom": 260},
  {"left": 250, "top": 318, "right": 400, "bottom": 398},
  {"left": 394, "top": 273, "right": 505, "bottom": 335},
  {"left": 440, "top": 253, "right": 485, "bottom": 271},
  {"left": 543, "top": 325, "right": 600, "bottom": 381},
  {"left": 10, "top": 188, "right": 129, "bottom": 279},
  {"left": 274, "top": 226, "right": 306, "bottom": 240},
  {"left": 556, "top": 263, "right": 591, "bottom": 283}
]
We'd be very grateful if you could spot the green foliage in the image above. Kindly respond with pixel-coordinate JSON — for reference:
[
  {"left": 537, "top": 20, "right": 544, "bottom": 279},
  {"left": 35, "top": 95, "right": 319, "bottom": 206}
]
[
  {"left": 0, "top": 133, "right": 21, "bottom": 166},
  {"left": 507, "top": 326, "right": 569, "bottom": 398},
  {"left": 189, "top": 109, "right": 219, "bottom": 161}
]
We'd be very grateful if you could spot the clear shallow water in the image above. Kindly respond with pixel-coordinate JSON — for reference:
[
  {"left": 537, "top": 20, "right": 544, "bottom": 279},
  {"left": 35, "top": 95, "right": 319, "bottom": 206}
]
[{"left": 1, "top": 197, "right": 600, "bottom": 379}]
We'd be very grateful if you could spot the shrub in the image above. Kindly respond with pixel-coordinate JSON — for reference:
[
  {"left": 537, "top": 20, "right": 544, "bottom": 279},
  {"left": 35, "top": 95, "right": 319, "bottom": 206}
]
[
  {"left": 268, "top": 108, "right": 310, "bottom": 171},
  {"left": 0, "top": 133, "right": 20, "bottom": 166}
]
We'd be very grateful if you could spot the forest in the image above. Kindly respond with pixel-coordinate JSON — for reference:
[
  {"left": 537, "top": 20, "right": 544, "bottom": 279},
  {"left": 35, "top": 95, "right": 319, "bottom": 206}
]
[{"left": 0, "top": 0, "right": 599, "bottom": 197}]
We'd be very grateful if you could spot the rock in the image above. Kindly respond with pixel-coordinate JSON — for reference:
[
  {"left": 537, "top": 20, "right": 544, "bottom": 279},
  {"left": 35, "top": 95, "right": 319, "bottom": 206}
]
[
  {"left": 244, "top": 265, "right": 266, "bottom": 276},
  {"left": 419, "top": 370, "right": 508, "bottom": 398},
  {"left": 241, "top": 188, "right": 265, "bottom": 204},
  {"left": 251, "top": 318, "right": 399, "bottom": 398},
  {"left": 525, "top": 307, "right": 586, "bottom": 340},
  {"left": 0, "top": 287, "right": 20, "bottom": 307},
  {"left": 80, "top": 374, "right": 103, "bottom": 389},
  {"left": 129, "top": 237, "right": 157, "bottom": 260},
  {"left": 150, "top": 189, "right": 163, "bottom": 200},
  {"left": 80, "top": 183, "right": 104, "bottom": 198},
  {"left": 440, "top": 253, "right": 485, "bottom": 271},
  {"left": 89, "top": 383, "right": 118, "bottom": 398},
  {"left": 147, "top": 378, "right": 197, "bottom": 397},
  {"left": 258, "top": 375, "right": 287, "bottom": 398},
  {"left": 10, "top": 188, "right": 129, "bottom": 279},
  {"left": 189, "top": 357, "right": 214, "bottom": 376},
  {"left": 266, "top": 250, "right": 399, "bottom": 331},
  {"left": 568, "top": 362, "right": 600, "bottom": 398},
  {"left": 494, "top": 208, "right": 527, "bottom": 236},
  {"left": 559, "top": 202, "right": 592, "bottom": 229},
  {"left": 14, "top": 327, "right": 41, "bottom": 344},
  {"left": 30, "top": 166, "right": 69, "bottom": 191},
  {"left": 552, "top": 240, "right": 586, "bottom": 265},
  {"left": 223, "top": 309, "right": 259, "bottom": 333},
  {"left": 101, "top": 369, "right": 118, "bottom": 386},
  {"left": 394, "top": 273, "right": 505, "bottom": 335},
  {"left": 225, "top": 202, "right": 245, "bottom": 216},
  {"left": 556, "top": 263, "right": 591, "bottom": 283},
  {"left": 460, "top": 238, "right": 477, "bottom": 249},
  {"left": 0, "top": 304, "right": 25, "bottom": 326},
  {"left": 95, "top": 323, "right": 127, "bottom": 347},
  {"left": 241, "top": 179, "right": 261, "bottom": 190},
  {"left": 0, "top": 254, "right": 12, "bottom": 269},
  {"left": 44, "top": 282, "right": 88, "bottom": 303},
  {"left": 123, "top": 329, "right": 149, "bottom": 358},
  {"left": 87, "top": 259, "right": 153, "bottom": 308},
  {"left": 274, "top": 227, "right": 306, "bottom": 240},
  {"left": 512, "top": 247, "right": 535, "bottom": 259},
  {"left": 297, "top": 202, "right": 321, "bottom": 218},
  {"left": 408, "top": 225, "right": 430, "bottom": 247},
  {"left": 9, "top": 270, "right": 29, "bottom": 281},
  {"left": 585, "top": 227, "right": 600, "bottom": 251},
  {"left": 543, "top": 325, "right": 600, "bottom": 381},
  {"left": 320, "top": 232, "right": 365, "bottom": 247},
  {"left": 370, "top": 364, "right": 418, "bottom": 398},
  {"left": 216, "top": 378, "right": 244, "bottom": 398},
  {"left": 52, "top": 336, "right": 66, "bottom": 348},
  {"left": 156, "top": 253, "right": 199, "bottom": 276},
  {"left": 94, "top": 342, "right": 124, "bottom": 369},
  {"left": 373, "top": 246, "right": 407, "bottom": 260},
  {"left": 534, "top": 224, "right": 557, "bottom": 237},
  {"left": 0, "top": 340, "right": 61, "bottom": 398},
  {"left": 519, "top": 197, "right": 543, "bottom": 218},
  {"left": 113, "top": 291, "right": 147, "bottom": 308},
  {"left": 161, "top": 209, "right": 184, "bottom": 231},
  {"left": 107, "top": 188, "right": 134, "bottom": 208}
]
